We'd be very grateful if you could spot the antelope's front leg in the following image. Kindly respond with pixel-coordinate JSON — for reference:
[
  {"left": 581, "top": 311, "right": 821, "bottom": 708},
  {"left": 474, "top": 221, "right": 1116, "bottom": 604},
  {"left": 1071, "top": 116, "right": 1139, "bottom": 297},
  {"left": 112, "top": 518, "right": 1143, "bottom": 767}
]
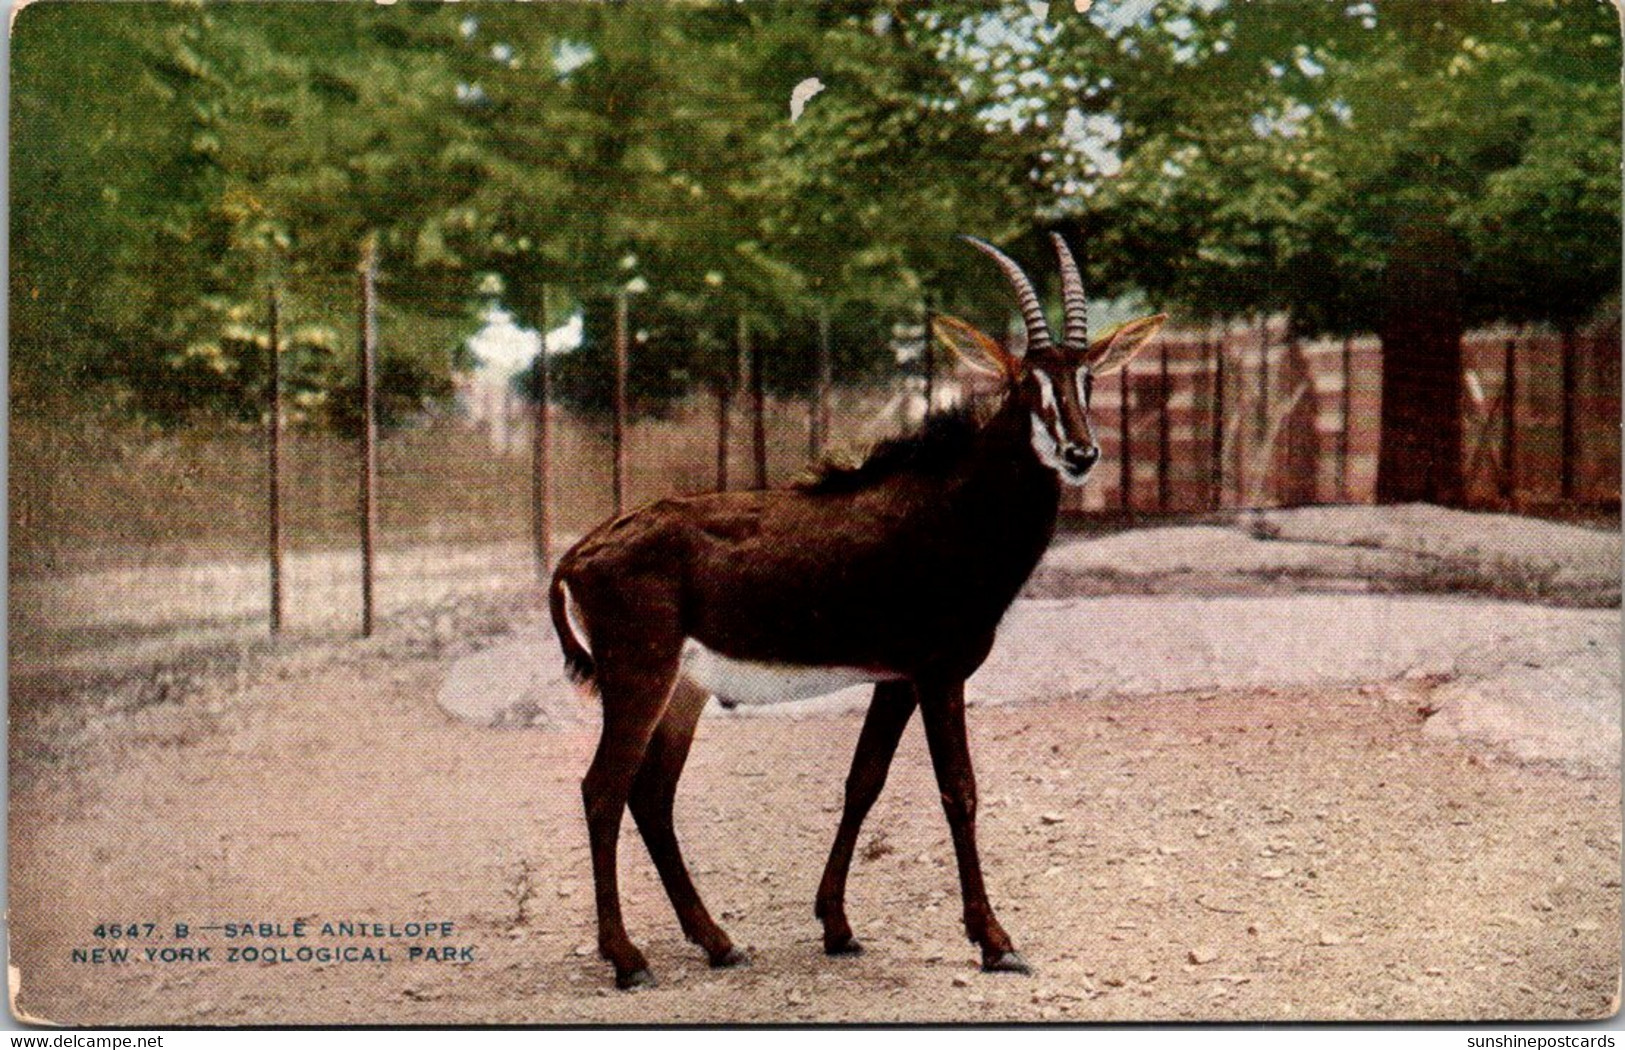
[
  {"left": 916, "top": 676, "right": 1030, "bottom": 975},
  {"left": 815, "top": 679, "right": 918, "bottom": 955}
]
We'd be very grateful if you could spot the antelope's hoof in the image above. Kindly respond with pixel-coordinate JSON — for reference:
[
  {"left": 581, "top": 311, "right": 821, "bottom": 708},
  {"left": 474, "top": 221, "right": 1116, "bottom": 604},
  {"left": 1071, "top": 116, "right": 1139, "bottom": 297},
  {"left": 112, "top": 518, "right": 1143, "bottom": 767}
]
[
  {"left": 710, "top": 946, "right": 750, "bottom": 969},
  {"left": 981, "top": 950, "right": 1033, "bottom": 975},
  {"left": 616, "top": 967, "right": 658, "bottom": 990},
  {"left": 824, "top": 934, "right": 864, "bottom": 957}
]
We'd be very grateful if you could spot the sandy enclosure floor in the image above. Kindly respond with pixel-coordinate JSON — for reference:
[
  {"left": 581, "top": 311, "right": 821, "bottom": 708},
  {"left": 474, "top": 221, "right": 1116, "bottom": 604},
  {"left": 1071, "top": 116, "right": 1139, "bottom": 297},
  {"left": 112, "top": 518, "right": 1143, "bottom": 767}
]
[{"left": 9, "top": 644, "right": 1619, "bottom": 1024}]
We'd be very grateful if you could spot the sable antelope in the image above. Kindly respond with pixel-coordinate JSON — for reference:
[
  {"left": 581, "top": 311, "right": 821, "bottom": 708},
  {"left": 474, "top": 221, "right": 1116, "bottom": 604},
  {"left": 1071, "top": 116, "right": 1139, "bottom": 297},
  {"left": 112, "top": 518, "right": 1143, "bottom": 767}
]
[{"left": 549, "top": 234, "right": 1164, "bottom": 989}]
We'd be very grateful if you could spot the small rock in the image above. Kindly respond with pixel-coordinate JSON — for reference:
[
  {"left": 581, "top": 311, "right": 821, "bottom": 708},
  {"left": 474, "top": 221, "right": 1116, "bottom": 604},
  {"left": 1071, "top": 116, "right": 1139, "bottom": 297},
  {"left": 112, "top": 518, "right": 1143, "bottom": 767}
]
[
  {"left": 1423, "top": 967, "right": 1443, "bottom": 977},
  {"left": 1040, "top": 813, "right": 1066, "bottom": 825},
  {"left": 1573, "top": 920, "right": 1601, "bottom": 933},
  {"left": 1259, "top": 868, "right": 1289, "bottom": 880},
  {"left": 1188, "top": 947, "right": 1219, "bottom": 965},
  {"left": 572, "top": 944, "right": 592, "bottom": 958},
  {"left": 1318, "top": 931, "right": 1345, "bottom": 947},
  {"left": 786, "top": 989, "right": 809, "bottom": 1006},
  {"left": 952, "top": 974, "right": 971, "bottom": 988}
]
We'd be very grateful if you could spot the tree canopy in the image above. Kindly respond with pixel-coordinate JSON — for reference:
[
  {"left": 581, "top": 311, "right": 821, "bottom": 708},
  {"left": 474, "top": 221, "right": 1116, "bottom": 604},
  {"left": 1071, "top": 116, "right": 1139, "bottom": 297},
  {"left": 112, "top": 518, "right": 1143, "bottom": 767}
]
[{"left": 12, "top": 0, "right": 1619, "bottom": 443}]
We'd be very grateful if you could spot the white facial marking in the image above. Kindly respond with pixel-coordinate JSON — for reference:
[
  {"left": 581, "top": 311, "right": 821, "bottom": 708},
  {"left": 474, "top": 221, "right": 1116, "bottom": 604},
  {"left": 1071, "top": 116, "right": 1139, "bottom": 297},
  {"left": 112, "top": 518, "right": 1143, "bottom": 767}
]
[
  {"left": 1034, "top": 369, "right": 1060, "bottom": 418},
  {"left": 1029, "top": 412, "right": 1070, "bottom": 474},
  {"left": 1030, "top": 370, "right": 1067, "bottom": 469},
  {"left": 1030, "top": 369, "right": 1093, "bottom": 486},
  {"left": 679, "top": 638, "right": 897, "bottom": 706}
]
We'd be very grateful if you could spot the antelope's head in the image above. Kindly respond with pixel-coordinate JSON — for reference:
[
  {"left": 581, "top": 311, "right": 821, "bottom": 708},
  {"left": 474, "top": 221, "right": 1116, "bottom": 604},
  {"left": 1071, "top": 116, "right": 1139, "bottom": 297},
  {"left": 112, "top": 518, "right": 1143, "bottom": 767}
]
[{"left": 938, "top": 234, "right": 1165, "bottom": 486}]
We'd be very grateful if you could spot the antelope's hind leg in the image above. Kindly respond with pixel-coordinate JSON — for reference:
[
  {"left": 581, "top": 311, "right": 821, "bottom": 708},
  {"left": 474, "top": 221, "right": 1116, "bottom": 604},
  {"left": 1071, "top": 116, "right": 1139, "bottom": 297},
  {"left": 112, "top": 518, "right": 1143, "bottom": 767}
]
[
  {"left": 580, "top": 631, "right": 684, "bottom": 990},
  {"left": 629, "top": 677, "right": 747, "bottom": 970},
  {"left": 814, "top": 679, "right": 918, "bottom": 956}
]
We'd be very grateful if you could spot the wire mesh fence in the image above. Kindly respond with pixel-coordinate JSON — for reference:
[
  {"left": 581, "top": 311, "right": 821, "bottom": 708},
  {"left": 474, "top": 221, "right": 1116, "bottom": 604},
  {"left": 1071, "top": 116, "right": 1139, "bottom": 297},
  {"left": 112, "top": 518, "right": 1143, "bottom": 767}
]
[{"left": 11, "top": 313, "right": 1619, "bottom": 653}]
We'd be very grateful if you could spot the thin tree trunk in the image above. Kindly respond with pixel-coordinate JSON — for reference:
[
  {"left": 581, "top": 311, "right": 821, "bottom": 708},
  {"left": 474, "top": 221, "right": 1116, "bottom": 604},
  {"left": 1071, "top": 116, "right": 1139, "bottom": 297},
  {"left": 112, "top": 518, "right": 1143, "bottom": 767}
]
[
  {"left": 922, "top": 295, "right": 936, "bottom": 417},
  {"left": 357, "top": 237, "right": 379, "bottom": 638},
  {"left": 612, "top": 290, "right": 629, "bottom": 516},
  {"left": 266, "top": 285, "right": 283, "bottom": 635},
  {"left": 715, "top": 382, "right": 732, "bottom": 492},
  {"left": 749, "top": 320, "right": 767, "bottom": 490},
  {"left": 531, "top": 281, "right": 552, "bottom": 581},
  {"left": 810, "top": 304, "right": 832, "bottom": 460}
]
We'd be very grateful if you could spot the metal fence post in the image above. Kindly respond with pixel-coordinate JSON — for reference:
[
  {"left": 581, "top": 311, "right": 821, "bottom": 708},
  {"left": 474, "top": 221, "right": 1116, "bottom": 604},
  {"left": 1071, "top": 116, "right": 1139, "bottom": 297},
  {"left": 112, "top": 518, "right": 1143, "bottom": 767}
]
[
  {"left": 613, "top": 289, "right": 629, "bottom": 516},
  {"left": 531, "top": 281, "right": 552, "bottom": 581}
]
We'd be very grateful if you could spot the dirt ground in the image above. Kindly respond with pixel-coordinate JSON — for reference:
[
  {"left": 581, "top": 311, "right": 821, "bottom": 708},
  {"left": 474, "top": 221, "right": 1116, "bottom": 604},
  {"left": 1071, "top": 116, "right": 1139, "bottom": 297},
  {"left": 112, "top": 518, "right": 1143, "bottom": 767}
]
[{"left": 9, "top": 628, "right": 1619, "bottom": 1024}]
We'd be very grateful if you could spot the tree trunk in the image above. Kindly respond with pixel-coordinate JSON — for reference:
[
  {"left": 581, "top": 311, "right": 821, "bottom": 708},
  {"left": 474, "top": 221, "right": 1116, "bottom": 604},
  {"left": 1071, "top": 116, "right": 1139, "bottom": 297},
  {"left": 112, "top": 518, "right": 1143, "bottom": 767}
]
[
  {"left": 922, "top": 296, "right": 936, "bottom": 416},
  {"left": 1376, "top": 218, "right": 1465, "bottom": 506},
  {"left": 747, "top": 318, "right": 767, "bottom": 489},
  {"left": 810, "top": 304, "right": 832, "bottom": 460},
  {"left": 715, "top": 382, "right": 731, "bottom": 492}
]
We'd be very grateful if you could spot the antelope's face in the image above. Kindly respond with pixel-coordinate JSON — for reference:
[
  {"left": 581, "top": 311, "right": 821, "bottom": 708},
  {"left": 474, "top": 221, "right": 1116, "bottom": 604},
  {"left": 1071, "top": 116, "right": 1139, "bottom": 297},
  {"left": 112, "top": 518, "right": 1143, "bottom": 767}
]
[
  {"left": 1021, "top": 349, "right": 1101, "bottom": 486},
  {"left": 939, "top": 233, "right": 1167, "bottom": 488}
]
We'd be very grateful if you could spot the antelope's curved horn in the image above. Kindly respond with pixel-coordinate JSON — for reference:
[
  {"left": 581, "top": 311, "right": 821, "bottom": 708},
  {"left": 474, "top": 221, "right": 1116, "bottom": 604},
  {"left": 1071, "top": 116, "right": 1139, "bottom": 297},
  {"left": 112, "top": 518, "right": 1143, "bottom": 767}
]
[
  {"left": 962, "top": 235, "right": 1051, "bottom": 352},
  {"left": 1051, "top": 233, "right": 1089, "bottom": 350}
]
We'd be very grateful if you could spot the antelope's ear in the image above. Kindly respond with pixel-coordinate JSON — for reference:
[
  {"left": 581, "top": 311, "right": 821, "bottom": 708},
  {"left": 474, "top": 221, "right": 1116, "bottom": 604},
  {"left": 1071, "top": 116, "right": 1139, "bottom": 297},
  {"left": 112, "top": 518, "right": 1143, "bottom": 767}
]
[
  {"left": 1086, "top": 313, "right": 1167, "bottom": 375},
  {"left": 933, "top": 314, "right": 1018, "bottom": 379}
]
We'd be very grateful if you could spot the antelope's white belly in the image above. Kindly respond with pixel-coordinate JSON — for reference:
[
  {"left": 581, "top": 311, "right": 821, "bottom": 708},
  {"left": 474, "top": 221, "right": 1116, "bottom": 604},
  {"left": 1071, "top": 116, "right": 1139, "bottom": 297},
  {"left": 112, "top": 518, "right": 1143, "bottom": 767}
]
[{"left": 679, "top": 638, "right": 896, "bottom": 707}]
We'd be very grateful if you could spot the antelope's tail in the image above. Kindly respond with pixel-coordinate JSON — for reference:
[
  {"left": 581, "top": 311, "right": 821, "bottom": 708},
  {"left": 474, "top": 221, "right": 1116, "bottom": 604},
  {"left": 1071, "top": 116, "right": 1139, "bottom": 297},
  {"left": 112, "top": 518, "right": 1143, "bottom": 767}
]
[{"left": 548, "top": 570, "right": 596, "bottom": 687}]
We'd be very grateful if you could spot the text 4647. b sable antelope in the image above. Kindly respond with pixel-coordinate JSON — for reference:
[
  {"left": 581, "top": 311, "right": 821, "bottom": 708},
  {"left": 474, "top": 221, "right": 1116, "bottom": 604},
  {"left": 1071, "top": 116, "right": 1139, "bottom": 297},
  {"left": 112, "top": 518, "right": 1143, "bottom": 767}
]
[{"left": 549, "top": 234, "right": 1165, "bottom": 990}]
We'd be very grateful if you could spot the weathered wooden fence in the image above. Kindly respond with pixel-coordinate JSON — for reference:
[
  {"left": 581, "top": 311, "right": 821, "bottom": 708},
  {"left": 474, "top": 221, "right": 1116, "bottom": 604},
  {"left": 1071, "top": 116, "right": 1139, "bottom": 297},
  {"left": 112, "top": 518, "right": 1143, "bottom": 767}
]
[{"left": 1062, "top": 318, "right": 1620, "bottom": 517}]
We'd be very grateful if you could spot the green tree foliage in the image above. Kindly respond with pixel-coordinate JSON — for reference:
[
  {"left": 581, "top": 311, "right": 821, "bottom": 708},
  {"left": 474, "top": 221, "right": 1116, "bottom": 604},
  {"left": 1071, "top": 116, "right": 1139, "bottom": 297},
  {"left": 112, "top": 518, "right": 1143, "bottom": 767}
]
[{"left": 12, "top": 0, "right": 1619, "bottom": 475}]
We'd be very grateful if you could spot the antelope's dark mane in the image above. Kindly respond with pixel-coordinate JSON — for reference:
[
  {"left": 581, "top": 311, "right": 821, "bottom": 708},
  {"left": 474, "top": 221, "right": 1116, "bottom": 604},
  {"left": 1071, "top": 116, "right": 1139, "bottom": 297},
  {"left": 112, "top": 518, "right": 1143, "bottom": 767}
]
[{"left": 796, "top": 395, "right": 1005, "bottom": 495}]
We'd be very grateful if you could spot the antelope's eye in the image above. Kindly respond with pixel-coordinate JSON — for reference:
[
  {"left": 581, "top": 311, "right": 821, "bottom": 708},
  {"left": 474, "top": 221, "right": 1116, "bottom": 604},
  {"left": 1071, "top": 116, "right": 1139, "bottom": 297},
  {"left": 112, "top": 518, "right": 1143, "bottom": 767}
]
[{"left": 1078, "top": 369, "right": 1094, "bottom": 403}]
